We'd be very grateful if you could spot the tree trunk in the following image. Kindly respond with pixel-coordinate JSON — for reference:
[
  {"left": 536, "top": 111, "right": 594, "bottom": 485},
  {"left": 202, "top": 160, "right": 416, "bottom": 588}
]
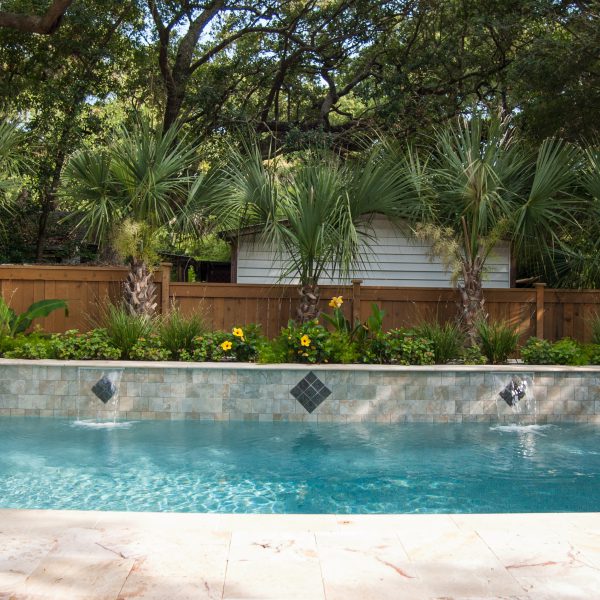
[
  {"left": 163, "top": 88, "right": 186, "bottom": 132},
  {"left": 123, "top": 259, "right": 157, "bottom": 317},
  {"left": 35, "top": 149, "right": 66, "bottom": 260},
  {"left": 459, "top": 258, "right": 487, "bottom": 346},
  {"left": 296, "top": 284, "right": 320, "bottom": 323}
]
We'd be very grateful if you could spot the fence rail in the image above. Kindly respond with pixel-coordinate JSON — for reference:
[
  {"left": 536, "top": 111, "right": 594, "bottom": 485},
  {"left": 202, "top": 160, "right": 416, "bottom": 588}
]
[{"left": 0, "top": 264, "right": 597, "bottom": 342}]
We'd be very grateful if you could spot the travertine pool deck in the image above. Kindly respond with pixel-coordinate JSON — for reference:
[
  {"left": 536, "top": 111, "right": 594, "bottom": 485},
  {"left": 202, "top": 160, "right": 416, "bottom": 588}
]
[{"left": 1, "top": 510, "right": 599, "bottom": 599}]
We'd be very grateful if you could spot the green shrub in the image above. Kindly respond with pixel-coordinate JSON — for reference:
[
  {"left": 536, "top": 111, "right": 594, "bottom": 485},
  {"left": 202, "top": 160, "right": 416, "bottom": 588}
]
[
  {"left": 520, "top": 337, "right": 553, "bottom": 364},
  {"left": 415, "top": 321, "right": 465, "bottom": 364},
  {"left": 180, "top": 332, "right": 222, "bottom": 362},
  {"left": 159, "top": 308, "right": 206, "bottom": 359},
  {"left": 324, "top": 331, "right": 359, "bottom": 364},
  {"left": 101, "top": 304, "right": 153, "bottom": 359},
  {"left": 549, "top": 338, "right": 587, "bottom": 365},
  {"left": 388, "top": 329, "right": 435, "bottom": 365},
  {"left": 52, "top": 329, "right": 121, "bottom": 360},
  {"left": 360, "top": 329, "right": 435, "bottom": 365},
  {"left": 3, "top": 333, "right": 55, "bottom": 359},
  {"left": 278, "top": 320, "right": 331, "bottom": 364},
  {"left": 0, "top": 334, "right": 15, "bottom": 356},
  {"left": 586, "top": 344, "right": 600, "bottom": 365},
  {"left": 476, "top": 320, "right": 520, "bottom": 364},
  {"left": 359, "top": 331, "right": 389, "bottom": 364},
  {"left": 461, "top": 344, "right": 488, "bottom": 365},
  {"left": 257, "top": 337, "right": 288, "bottom": 364},
  {"left": 129, "top": 333, "right": 171, "bottom": 361},
  {"left": 181, "top": 325, "right": 263, "bottom": 362},
  {"left": 521, "top": 336, "right": 587, "bottom": 365},
  {"left": 228, "top": 324, "right": 263, "bottom": 362}
]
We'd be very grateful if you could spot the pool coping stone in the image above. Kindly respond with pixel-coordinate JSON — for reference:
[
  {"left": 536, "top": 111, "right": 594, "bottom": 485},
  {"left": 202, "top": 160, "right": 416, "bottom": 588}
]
[{"left": 2, "top": 357, "right": 600, "bottom": 372}]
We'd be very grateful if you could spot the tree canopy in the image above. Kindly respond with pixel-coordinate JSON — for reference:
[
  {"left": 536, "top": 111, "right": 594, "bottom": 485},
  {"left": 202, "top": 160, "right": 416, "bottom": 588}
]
[{"left": 0, "top": 0, "right": 599, "bottom": 285}]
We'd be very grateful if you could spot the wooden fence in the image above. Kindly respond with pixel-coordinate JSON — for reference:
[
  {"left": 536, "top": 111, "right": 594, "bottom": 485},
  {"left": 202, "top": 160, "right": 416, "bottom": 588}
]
[{"left": 1, "top": 264, "right": 599, "bottom": 341}]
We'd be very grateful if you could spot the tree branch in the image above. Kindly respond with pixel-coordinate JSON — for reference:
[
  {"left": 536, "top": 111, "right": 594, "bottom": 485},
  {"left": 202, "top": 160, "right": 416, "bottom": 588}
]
[{"left": 0, "top": 0, "right": 73, "bottom": 34}]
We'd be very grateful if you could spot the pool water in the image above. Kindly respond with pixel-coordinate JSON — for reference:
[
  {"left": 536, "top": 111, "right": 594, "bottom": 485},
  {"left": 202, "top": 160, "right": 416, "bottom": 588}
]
[{"left": 1, "top": 418, "right": 599, "bottom": 513}]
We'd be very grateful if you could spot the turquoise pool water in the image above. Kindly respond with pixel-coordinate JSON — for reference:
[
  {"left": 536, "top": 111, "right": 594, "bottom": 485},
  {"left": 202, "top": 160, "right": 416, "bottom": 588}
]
[{"left": 1, "top": 418, "right": 599, "bottom": 513}]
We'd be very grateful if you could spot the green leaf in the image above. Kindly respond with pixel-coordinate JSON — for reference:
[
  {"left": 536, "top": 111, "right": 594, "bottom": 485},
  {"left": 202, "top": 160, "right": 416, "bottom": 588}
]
[{"left": 12, "top": 299, "right": 69, "bottom": 335}]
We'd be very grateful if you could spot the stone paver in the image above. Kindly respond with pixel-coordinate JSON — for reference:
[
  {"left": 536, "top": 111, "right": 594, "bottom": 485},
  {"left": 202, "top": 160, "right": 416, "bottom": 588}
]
[{"left": 0, "top": 510, "right": 599, "bottom": 599}]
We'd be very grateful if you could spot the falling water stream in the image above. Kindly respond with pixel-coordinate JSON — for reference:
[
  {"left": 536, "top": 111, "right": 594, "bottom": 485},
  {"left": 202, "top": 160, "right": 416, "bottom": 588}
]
[
  {"left": 74, "top": 367, "right": 128, "bottom": 429},
  {"left": 493, "top": 373, "right": 540, "bottom": 430}
]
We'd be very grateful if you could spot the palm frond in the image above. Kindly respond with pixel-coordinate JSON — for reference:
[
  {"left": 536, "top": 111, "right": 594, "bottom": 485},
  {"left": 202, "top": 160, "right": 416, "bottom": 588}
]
[
  {"left": 512, "top": 139, "right": 583, "bottom": 254},
  {"left": 61, "top": 117, "right": 202, "bottom": 249},
  {"left": 0, "top": 119, "right": 26, "bottom": 210}
]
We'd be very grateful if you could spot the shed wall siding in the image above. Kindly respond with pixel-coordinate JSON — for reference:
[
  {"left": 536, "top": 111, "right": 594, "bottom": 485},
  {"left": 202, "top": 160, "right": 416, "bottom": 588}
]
[{"left": 236, "top": 216, "right": 510, "bottom": 288}]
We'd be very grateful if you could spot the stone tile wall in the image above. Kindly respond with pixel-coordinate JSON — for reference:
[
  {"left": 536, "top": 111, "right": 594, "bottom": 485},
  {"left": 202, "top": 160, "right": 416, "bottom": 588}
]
[{"left": 0, "top": 360, "right": 600, "bottom": 423}]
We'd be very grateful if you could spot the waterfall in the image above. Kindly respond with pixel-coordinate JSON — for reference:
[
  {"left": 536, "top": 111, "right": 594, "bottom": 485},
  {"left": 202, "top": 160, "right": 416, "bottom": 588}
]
[
  {"left": 494, "top": 373, "right": 537, "bottom": 425},
  {"left": 75, "top": 367, "right": 126, "bottom": 427}
]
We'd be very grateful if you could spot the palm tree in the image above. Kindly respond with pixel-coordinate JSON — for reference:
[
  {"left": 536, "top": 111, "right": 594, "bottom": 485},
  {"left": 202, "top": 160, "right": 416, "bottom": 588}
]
[
  {"left": 62, "top": 119, "right": 207, "bottom": 316},
  {"left": 208, "top": 144, "right": 421, "bottom": 322},
  {"left": 549, "top": 143, "right": 600, "bottom": 288},
  {"left": 394, "top": 116, "right": 582, "bottom": 343},
  {"left": 0, "top": 119, "right": 26, "bottom": 214}
]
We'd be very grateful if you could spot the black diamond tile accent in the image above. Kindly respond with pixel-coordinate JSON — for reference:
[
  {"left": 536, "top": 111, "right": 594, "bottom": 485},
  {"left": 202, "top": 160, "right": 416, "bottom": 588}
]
[
  {"left": 91, "top": 375, "right": 118, "bottom": 404},
  {"left": 290, "top": 372, "right": 331, "bottom": 413},
  {"left": 305, "top": 372, "right": 318, "bottom": 384},
  {"left": 296, "top": 379, "right": 309, "bottom": 392}
]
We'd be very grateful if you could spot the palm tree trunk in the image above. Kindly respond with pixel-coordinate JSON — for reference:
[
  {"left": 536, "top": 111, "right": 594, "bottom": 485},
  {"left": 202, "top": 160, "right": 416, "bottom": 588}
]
[
  {"left": 123, "top": 259, "right": 158, "bottom": 317},
  {"left": 296, "top": 283, "right": 320, "bottom": 323},
  {"left": 459, "top": 258, "right": 487, "bottom": 345}
]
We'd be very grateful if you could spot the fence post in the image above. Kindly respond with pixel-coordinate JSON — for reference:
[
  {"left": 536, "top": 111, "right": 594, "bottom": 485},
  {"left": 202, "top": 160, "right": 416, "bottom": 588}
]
[
  {"left": 534, "top": 282, "right": 546, "bottom": 339},
  {"left": 351, "top": 279, "right": 363, "bottom": 323},
  {"left": 160, "top": 263, "right": 172, "bottom": 316}
]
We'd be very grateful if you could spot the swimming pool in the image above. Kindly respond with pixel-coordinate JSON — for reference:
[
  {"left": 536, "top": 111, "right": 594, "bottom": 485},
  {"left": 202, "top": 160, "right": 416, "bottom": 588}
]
[{"left": 1, "top": 418, "right": 599, "bottom": 513}]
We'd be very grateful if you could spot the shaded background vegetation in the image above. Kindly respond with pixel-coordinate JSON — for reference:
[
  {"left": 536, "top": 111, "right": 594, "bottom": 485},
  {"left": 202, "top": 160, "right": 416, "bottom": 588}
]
[{"left": 0, "top": 0, "right": 599, "bottom": 287}]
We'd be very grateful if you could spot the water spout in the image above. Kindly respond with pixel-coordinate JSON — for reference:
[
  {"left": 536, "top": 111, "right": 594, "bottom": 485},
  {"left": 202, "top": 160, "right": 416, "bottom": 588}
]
[
  {"left": 494, "top": 373, "right": 536, "bottom": 425},
  {"left": 76, "top": 367, "right": 124, "bottom": 425},
  {"left": 499, "top": 377, "right": 528, "bottom": 407}
]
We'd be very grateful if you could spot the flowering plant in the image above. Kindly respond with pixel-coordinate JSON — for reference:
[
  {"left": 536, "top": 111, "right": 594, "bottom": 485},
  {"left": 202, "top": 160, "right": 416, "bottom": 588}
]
[
  {"left": 328, "top": 296, "right": 343, "bottom": 309},
  {"left": 322, "top": 295, "right": 352, "bottom": 334},
  {"left": 279, "top": 319, "right": 331, "bottom": 363},
  {"left": 51, "top": 329, "right": 121, "bottom": 360},
  {"left": 180, "top": 324, "right": 263, "bottom": 362},
  {"left": 130, "top": 334, "right": 171, "bottom": 361}
]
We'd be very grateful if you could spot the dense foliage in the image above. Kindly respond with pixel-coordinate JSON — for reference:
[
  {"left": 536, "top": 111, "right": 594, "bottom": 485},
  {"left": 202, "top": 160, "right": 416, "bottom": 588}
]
[
  {"left": 0, "top": 0, "right": 599, "bottom": 286},
  {"left": 4, "top": 296, "right": 600, "bottom": 366}
]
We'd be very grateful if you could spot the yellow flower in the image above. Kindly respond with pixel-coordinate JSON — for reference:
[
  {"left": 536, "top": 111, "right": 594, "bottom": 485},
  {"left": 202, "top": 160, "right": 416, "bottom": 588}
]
[
  {"left": 300, "top": 334, "right": 311, "bottom": 347},
  {"left": 221, "top": 340, "right": 232, "bottom": 351},
  {"left": 232, "top": 327, "right": 245, "bottom": 340},
  {"left": 328, "top": 296, "right": 343, "bottom": 309}
]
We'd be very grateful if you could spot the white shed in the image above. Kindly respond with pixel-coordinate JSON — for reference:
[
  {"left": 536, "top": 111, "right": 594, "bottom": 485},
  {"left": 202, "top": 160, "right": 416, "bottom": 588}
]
[{"left": 229, "top": 215, "right": 512, "bottom": 288}]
